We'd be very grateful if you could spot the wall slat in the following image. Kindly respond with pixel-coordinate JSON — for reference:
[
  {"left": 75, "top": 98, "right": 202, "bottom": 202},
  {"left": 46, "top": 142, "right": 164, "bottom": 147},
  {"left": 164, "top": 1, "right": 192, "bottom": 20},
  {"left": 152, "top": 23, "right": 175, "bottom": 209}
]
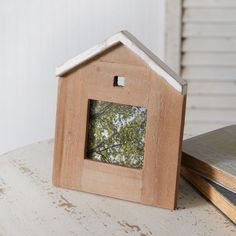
[
  {"left": 188, "top": 81, "right": 236, "bottom": 95},
  {"left": 186, "top": 109, "right": 236, "bottom": 122},
  {"left": 183, "top": 9, "right": 236, "bottom": 23},
  {"left": 182, "top": 53, "right": 236, "bottom": 66},
  {"left": 182, "top": 38, "right": 236, "bottom": 52},
  {"left": 183, "top": 23, "right": 236, "bottom": 37},
  {"left": 182, "top": 67, "right": 236, "bottom": 80},
  {"left": 187, "top": 95, "right": 236, "bottom": 109},
  {"left": 184, "top": 0, "right": 236, "bottom": 8},
  {"left": 182, "top": 1, "right": 236, "bottom": 137}
]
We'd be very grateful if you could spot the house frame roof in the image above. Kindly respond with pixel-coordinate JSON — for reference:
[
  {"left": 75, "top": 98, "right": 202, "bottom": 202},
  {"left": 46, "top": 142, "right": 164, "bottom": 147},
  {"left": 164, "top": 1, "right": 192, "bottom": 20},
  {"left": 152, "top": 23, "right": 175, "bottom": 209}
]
[{"left": 56, "top": 31, "right": 187, "bottom": 94}]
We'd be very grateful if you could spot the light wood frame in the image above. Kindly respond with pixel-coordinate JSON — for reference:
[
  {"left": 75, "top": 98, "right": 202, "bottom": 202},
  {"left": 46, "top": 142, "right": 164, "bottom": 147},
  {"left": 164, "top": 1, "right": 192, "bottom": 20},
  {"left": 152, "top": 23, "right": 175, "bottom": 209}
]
[{"left": 53, "top": 32, "right": 186, "bottom": 210}]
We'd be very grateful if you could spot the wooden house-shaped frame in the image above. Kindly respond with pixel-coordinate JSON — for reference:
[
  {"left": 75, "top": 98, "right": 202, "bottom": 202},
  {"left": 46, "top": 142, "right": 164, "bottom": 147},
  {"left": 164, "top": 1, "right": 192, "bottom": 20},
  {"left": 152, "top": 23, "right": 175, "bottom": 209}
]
[{"left": 53, "top": 31, "right": 187, "bottom": 209}]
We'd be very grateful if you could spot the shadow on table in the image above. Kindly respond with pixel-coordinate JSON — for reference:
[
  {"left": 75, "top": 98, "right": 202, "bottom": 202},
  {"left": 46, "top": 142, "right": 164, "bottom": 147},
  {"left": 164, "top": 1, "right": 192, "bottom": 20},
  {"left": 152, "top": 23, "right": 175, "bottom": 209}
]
[{"left": 177, "top": 177, "right": 208, "bottom": 209}]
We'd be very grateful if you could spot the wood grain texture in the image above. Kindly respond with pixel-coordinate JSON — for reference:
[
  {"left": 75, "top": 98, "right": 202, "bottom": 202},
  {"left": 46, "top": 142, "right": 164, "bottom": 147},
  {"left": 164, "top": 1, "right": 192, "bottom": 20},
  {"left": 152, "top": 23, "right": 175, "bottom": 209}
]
[
  {"left": 181, "top": 167, "right": 236, "bottom": 224},
  {"left": 141, "top": 69, "right": 186, "bottom": 209},
  {"left": 53, "top": 44, "right": 186, "bottom": 209},
  {"left": 56, "top": 31, "right": 187, "bottom": 94},
  {"left": 182, "top": 125, "right": 236, "bottom": 192}
]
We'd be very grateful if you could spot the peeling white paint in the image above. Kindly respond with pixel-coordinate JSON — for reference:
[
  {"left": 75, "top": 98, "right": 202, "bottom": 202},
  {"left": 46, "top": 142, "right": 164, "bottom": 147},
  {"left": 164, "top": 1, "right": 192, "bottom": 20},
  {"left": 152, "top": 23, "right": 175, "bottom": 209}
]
[{"left": 0, "top": 140, "right": 235, "bottom": 236}]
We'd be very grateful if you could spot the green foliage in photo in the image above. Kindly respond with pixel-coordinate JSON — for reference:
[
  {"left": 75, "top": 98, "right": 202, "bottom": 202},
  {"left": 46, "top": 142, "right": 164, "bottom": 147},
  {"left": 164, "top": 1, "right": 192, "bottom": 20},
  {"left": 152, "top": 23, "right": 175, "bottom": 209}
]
[{"left": 86, "top": 100, "right": 147, "bottom": 169}]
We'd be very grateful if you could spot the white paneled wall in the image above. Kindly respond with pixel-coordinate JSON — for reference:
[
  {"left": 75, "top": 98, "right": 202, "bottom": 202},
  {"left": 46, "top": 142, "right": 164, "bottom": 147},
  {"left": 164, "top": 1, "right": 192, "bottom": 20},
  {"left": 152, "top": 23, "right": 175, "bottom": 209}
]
[
  {"left": 182, "top": 0, "right": 236, "bottom": 137},
  {"left": 0, "top": 0, "right": 165, "bottom": 154}
]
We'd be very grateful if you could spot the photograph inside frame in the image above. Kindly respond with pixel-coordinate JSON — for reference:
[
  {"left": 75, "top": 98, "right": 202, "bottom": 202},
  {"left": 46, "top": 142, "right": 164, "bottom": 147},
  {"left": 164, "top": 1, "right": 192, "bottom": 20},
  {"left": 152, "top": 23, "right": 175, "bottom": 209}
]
[{"left": 86, "top": 100, "right": 147, "bottom": 169}]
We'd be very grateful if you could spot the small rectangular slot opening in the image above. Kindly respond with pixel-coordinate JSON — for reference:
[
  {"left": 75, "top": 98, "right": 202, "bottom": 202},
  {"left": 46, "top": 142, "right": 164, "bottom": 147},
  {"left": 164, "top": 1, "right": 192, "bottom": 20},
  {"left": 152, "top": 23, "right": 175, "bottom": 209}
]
[{"left": 113, "top": 76, "right": 125, "bottom": 87}]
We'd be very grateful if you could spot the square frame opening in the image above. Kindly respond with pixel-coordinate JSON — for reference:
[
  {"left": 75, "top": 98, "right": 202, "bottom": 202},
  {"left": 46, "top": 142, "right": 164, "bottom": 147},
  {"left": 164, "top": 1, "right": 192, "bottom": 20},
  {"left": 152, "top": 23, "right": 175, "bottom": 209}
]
[{"left": 86, "top": 99, "right": 147, "bottom": 169}]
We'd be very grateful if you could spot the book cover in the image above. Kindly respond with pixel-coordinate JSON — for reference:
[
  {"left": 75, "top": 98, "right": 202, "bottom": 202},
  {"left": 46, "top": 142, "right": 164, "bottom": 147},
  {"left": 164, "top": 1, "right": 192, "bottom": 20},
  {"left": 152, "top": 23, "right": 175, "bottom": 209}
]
[
  {"left": 181, "top": 167, "right": 236, "bottom": 224},
  {"left": 182, "top": 125, "right": 236, "bottom": 192}
]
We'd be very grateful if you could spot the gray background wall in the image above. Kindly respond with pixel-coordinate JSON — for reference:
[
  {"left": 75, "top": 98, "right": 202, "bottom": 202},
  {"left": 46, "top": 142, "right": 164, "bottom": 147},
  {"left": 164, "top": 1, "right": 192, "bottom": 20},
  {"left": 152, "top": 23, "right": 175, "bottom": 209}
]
[{"left": 0, "top": 0, "right": 165, "bottom": 154}]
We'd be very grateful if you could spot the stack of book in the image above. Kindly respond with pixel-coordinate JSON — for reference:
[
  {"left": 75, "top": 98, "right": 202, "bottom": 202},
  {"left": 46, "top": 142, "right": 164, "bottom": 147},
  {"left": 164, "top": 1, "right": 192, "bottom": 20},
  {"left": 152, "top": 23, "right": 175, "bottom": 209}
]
[{"left": 181, "top": 125, "right": 236, "bottom": 224}]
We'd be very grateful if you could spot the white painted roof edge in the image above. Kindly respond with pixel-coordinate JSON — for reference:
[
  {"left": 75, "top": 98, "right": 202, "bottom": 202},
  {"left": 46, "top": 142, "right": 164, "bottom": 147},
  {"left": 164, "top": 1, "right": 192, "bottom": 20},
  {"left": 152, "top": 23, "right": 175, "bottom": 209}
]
[{"left": 56, "top": 31, "right": 187, "bottom": 94}]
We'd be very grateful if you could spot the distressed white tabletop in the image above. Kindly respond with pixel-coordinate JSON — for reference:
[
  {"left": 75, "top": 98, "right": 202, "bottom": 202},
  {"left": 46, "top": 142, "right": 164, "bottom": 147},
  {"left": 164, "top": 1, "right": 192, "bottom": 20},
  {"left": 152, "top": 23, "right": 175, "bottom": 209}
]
[{"left": 0, "top": 140, "right": 235, "bottom": 236}]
